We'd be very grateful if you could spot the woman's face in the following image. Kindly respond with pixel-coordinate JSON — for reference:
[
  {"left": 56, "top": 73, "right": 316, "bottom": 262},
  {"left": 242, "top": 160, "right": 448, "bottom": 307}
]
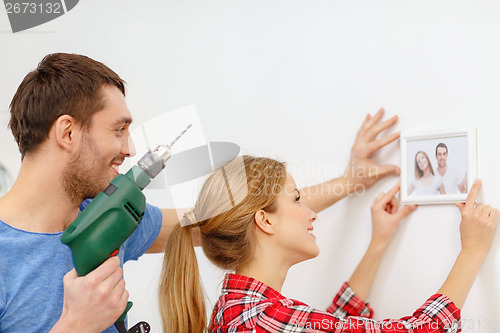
[
  {"left": 416, "top": 152, "right": 429, "bottom": 172},
  {"left": 269, "top": 173, "right": 319, "bottom": 265}
]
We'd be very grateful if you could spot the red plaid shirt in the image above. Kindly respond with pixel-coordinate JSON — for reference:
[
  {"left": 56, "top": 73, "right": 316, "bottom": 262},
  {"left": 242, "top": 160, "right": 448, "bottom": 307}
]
[{"left": 209, "top": 274, "right": 461, "bottom": 332}]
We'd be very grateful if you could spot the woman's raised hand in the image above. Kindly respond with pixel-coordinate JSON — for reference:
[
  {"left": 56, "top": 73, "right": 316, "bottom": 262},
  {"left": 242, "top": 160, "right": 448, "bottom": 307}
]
[
  {"left": 370, "top": 182, "right": 417, "bottom": 246},
  {"left": 456, "top": 180, "right": 498, "bottom": 257}
]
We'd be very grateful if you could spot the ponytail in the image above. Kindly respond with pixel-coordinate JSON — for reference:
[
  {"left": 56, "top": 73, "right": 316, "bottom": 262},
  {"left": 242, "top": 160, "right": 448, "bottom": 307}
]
[
  {"left": 159, "top": 156, "right": 287, "bottom": 331},
  {"left": 159, "top": 222, "right": 206, "bottom": 333}
]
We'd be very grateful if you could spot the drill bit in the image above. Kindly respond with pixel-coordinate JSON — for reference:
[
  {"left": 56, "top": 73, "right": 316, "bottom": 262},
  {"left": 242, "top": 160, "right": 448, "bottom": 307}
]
[
  {"left": 168, "top": 124, "right": 192, "bottom": 149},
  {"left": 137, "top": 123, "right": 193, "bottom": 179}
]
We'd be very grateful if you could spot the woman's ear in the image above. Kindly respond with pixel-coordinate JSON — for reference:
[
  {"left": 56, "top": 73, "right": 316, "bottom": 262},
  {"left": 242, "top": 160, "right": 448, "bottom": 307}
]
[
  {"left": 52, "top": 115, "right": 78, "bottom": 152},
  {"left": 254, "top": 210, "right": 275, "bottom": 235}
]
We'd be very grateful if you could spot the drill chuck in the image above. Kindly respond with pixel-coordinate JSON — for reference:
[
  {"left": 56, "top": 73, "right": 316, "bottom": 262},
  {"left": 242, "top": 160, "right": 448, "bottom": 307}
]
[{"left": 137, "top": 146, "right": 171, "bottom": 179}]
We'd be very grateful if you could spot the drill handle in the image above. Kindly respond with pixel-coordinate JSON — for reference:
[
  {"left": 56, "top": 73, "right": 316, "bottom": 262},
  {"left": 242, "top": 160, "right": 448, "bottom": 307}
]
[{"left": 117, "top": 301, "right": 133, "bottom": 323}]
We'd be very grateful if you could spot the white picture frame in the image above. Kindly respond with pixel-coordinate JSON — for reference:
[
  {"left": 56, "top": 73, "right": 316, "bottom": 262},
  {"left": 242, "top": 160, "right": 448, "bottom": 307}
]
[{"left": 400, "top": 128, "right": 477, "bottom": 205}]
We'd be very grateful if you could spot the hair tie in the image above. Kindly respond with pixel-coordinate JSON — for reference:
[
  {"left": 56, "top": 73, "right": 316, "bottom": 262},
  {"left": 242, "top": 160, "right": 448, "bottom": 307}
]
[{"left": 181, "top": 210, "right": 199, "bottom": 227}]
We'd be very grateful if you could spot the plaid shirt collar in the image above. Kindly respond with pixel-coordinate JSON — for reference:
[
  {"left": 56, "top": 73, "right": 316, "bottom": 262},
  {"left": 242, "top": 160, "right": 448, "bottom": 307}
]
[{"left": 221, "top": 273, "right": 285, "bottom": 301}]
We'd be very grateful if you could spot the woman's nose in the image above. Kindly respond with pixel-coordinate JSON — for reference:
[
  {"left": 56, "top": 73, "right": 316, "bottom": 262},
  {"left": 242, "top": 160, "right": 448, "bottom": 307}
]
[{"left": 310, "top": 209, "right": 317, "bottom": 223}]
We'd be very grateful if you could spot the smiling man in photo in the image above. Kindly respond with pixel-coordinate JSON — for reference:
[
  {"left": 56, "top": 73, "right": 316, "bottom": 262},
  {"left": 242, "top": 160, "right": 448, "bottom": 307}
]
[{"left": 435, "top": 143, "right": 467, "bottom": 194}]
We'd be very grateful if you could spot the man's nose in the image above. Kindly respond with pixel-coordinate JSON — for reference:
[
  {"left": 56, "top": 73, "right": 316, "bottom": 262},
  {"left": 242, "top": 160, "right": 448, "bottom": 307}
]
[{"left": 123, "top": 135, "right": 136, "bottom": 157}]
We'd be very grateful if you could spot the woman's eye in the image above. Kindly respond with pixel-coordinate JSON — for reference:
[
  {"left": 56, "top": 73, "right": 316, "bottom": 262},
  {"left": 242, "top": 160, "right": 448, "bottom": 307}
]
[{"left": 295, "top": 195, "right": 301, "bottom": 202}]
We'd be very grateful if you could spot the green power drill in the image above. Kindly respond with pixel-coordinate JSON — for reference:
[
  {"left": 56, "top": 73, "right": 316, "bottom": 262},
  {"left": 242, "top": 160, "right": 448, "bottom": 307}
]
[{"left": 61, "top": 124, "right": 191, "bottom": 333}]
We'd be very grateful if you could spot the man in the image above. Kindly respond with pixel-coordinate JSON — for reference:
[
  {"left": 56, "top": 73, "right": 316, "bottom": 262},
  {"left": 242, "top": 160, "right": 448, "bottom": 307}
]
[
  {"left": 435, "top": 143, "right": 467, "bottom": 194},
  {"left": 0, "top": 53, "right": 401, "bottom": 332}
]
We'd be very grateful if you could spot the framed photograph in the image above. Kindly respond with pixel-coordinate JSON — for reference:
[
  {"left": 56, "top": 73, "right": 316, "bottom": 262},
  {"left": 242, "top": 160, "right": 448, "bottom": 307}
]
[{"left": 400, "top": 128, "right": 476, "bottom": 205}]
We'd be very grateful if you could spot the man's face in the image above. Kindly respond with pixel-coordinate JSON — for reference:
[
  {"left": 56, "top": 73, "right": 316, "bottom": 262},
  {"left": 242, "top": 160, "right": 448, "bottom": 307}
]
[
  {"left": 63, "top": 86, "right": 135, "bottom": 202},
  {"left": 436, "top": 147, "right": 448, "bottom": 168}
]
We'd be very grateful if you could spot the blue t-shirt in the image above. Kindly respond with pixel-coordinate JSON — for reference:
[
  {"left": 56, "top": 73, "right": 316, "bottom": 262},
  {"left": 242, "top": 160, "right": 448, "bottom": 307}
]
[{"left": 0, "top": 200, "right": 162, "bottom": 333}]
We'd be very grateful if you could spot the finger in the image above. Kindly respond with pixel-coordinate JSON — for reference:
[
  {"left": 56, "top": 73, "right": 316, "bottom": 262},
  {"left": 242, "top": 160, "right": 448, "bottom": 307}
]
[
  {"left": 384, "top": 199, "right": 393, "bottom": 213},
  {"left": 389, "top": 198, "right": 398, "bottom": 214},
  {"left": 368, "top": 132, "right": 401, "bottom": 153},
  {"left": 373, "top": 164, "right": 401, "bottom": 180},
  {"left": 464, "top": 179, "right": 482, "bottom": 211},
  {"left": 63, "top": 268, "right": 78, "bottom": 282},
  {"left": 474, "top": 203, "right": 484, "bottom": 214},
  {"left": 396, "top": 204, "right": 417, "bottom": 219},
  {"left": 119, "top": 289, "right": 130, "bottom": 311},
  {"left": 87, "top": 256, "right": 121, "bottom": 282},
  {"left": 104, "top": 264, "right": 124, "bottom": 286},
  {"left": 480, "top": 204, "right": 492, "bottom": 216},
  {"left": 100, "top": 266, "right": 125, "bottom": 298},
  {"left": 368, "top": 116, "right": 399, "bottom": 139},
  {"left": 112, "top": 278, "right": 127, "bottom": 298},
  {"left": 366, "top": 108, "right": 385, "bottom": 127},
  {"left": 355, "top": 113, "right": 373, "bottom": 140},
  {"left": 384, "top": 198, "right": 397, "bottom": 214},
  {"left": 107, "top": 277, "right": 127, "bottom": 306},
  {"left": 376, "top": 192, "right": 385, "bottom": 201},
  {"left": 361, "top": 113, "right": 372, "bottom": 128},
  {"left": 383, "top": 182, "right": 401, "bottom": 201},
  {"left": 109, "top": 279, "right": 129, "bottom": 315},
  {"left": 490, "top": 208, "right": 500, "bottom": 222},
  {"left": 455, "top": 202, "right": 465, "bottom": 212}
]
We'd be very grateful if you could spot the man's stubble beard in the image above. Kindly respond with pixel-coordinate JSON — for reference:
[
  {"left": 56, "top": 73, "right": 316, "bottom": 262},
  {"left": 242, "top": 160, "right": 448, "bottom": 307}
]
[{"left": 62, "top": 134, "right": 112, "bottom": 204}]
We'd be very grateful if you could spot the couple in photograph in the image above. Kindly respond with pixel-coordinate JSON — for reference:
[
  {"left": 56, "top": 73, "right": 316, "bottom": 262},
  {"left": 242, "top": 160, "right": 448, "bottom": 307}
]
[{"left": 408, "top": 143, "right": 467, "bottom": 196}]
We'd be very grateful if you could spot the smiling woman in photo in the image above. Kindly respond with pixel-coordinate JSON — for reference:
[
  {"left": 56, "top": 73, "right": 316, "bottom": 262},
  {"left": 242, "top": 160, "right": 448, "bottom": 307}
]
[{"left": 407, "top": 151, "right": 445, "bottom": 196}]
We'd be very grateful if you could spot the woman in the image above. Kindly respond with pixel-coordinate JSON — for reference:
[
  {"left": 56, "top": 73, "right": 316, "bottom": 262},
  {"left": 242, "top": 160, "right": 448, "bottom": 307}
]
[
  {"left": 407, "top": 151, "right": 445, "bottom": 195},
  {"left": 159, "top": 156, "right": 497, "bottom": 332}
]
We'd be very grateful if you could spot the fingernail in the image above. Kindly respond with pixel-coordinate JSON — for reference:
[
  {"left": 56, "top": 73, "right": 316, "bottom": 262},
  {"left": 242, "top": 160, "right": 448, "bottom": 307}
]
[{"left": 474, "top": 179, "right": 481, "bottom": 184}]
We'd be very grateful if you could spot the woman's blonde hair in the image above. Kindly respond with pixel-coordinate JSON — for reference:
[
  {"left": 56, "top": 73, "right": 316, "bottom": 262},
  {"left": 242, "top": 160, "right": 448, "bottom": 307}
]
[{"left": 158, "top": 155, "right": 287, "bottom": 333}]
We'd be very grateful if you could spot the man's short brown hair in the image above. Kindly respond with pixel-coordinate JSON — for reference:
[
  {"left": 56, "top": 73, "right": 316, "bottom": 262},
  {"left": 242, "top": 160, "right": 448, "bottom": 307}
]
[
  {"left": 9, "top": 53, "right": 126, "bottom": 159},
  {"left": 435, "top": 143, "right": 448, "bottom": 156}
]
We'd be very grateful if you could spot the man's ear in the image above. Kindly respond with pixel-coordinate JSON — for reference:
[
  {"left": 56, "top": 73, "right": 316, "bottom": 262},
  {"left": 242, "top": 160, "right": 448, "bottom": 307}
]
[
  {"left": 254, "top": 210, "right": 275, "bottom": 236},
  {"left": 52, "top": 115, "right": 78, "bottom": 152}
]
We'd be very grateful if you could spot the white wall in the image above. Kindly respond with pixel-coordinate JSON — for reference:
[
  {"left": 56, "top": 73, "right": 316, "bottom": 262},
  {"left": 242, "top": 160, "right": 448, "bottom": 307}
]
[{"left": 1, "top": 1, "right": 500, "bottom": 331}]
